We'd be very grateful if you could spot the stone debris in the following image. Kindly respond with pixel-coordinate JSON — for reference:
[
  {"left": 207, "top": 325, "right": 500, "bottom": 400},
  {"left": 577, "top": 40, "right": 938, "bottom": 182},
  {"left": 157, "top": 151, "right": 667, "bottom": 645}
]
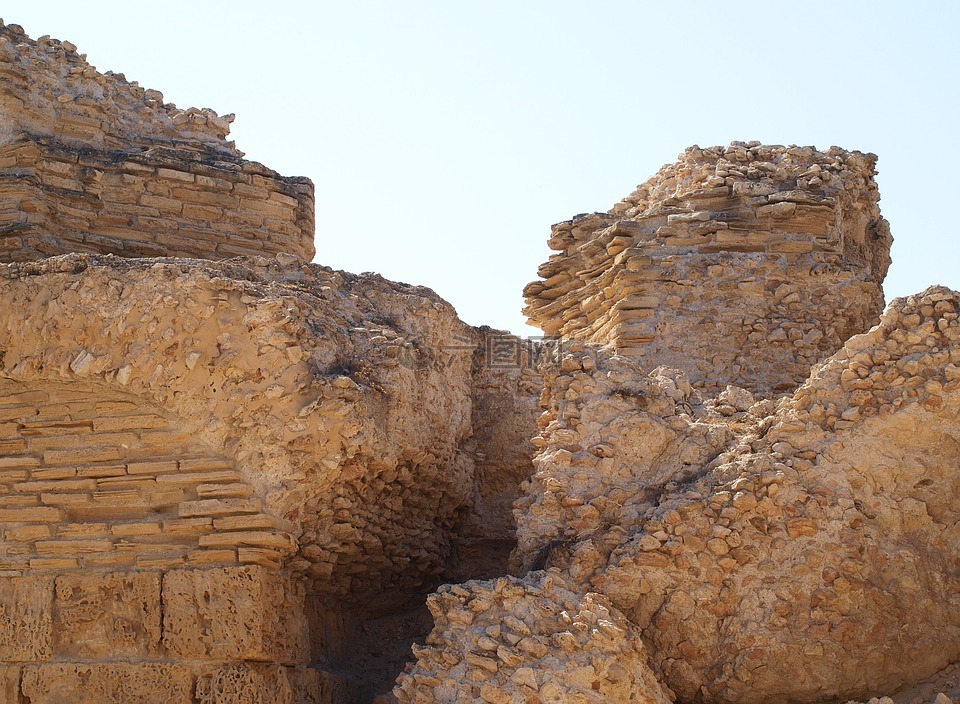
[{"left": 0, "top": 18, "right": 958, "bottom": 704}]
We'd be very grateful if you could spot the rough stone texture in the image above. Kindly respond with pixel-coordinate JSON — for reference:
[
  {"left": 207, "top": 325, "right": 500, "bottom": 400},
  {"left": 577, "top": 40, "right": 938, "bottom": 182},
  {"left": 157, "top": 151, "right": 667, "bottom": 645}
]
[
  {"left": 0, "top": 21, "right": 544, "bottom": 701},
  {"left": 401, "top": 287, "right": 960, "bottom": 704},
  {"left": 0, "top": 664, "right": 20, "bottom": 703},
  {"left": 0, "top": 255, "right": 536, "bottom": 595},
  {"left": 3, "top": 17, "right": 959, "bottom": 704},
  {"left": 511, "top": 349, "right": 735, "bottom": 573},
  {"left": 0, "top": 575, "right": 53, "bottom": 661},
  {"left": 20, "top": 663, "right": 193, "bottom": 703},
  {"left": 195, "top": 664, "right": 324, "bottom": 704},
  {"left": 162, "top": 565, "right": 308, "bottom": 664},
  {"left": 844, "top": 661, "right": 960, "bottom": 704},
  {"left": 595, "top": 291, "right": 960, "bottom": 702},
  {"left": 0, "top": 250, "right": 539, "bottom": 698},
  {"left": 524, "top": 142, "right": 893, "bottom": 396},
  {"left": 394, "top": 572, "right": 674, "bottom": 704},
  {"left": 448, "top": 335, "right": 542, "bottom": 582},
  {"left": 0, "top": 22, "right": 315, "bottom": 262},
  {"left": 54, "top": 571, "right": 161, "bottom": 659},
  {"left": 0, "top": 380, "right": 288, "bottom": 572}
]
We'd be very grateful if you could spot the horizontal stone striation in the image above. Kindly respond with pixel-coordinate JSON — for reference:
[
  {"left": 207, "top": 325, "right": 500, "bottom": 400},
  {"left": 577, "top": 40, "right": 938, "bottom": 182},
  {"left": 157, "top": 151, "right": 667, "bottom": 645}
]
[
  {"left": 0, "top": 565, "right": 324, "bottom": 703},
  {"left": 0, "top": 21, "right": 315, "bottom": 263},
  {"left": 524, "top": 142, "right": 893, "bottom": 395},
  {"left": 0, "top": 136, "right": 315, "bottom": 262},
  {"left": 0, "top": 382, "right": 295, "bottom": 574}
]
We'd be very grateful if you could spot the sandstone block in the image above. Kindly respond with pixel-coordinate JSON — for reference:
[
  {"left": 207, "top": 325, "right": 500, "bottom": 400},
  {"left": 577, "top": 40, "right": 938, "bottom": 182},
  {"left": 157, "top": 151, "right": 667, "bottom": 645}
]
[
  {"left": 0, "top": 506, "right": 61, "bottom": 522},
  {"left": 0, "top": 575, "right": 53, "bottom": 661},
  {"left": 53, "top": 571, "right": 162, "bottom": 658},
  {"left": 0, "top": 665, "right": 20, "bottom": 703},
  {"left": 195, "top": 664, "right": 322, "bottom": 704},
  {"left": 21, "top": 664, "right": 192, "bottom": 704},
  {"left": 178, "top": 498, "right": 261, "bottom": 518},
  {"left": 161, "top": 565, "right": 308, "bottom": 664}
]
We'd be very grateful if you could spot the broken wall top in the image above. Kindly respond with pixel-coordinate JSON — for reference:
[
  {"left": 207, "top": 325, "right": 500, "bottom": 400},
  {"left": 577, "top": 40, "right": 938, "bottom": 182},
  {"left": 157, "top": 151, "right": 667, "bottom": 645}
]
[
  {"left": 524, "top": 141, "right": 894, "bottom": 395},
  {"left": 612, "top": 141, "right": 890, "bottom": 276},
  {"left": 0, "top": 21, "right": 316, "bottom": 262},
  {"left": 0, "top": 20, "right": 238, "bottom": 156}
]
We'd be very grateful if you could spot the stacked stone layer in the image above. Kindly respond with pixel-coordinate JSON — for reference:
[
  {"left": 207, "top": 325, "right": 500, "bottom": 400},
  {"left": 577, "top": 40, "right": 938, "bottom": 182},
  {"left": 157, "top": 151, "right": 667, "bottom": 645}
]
[
  {"left": 524, "top": 142, "right": 893, "bottom": 395},
  {"left": 0, "top": 21, "right": 316, "bottom": 262}
]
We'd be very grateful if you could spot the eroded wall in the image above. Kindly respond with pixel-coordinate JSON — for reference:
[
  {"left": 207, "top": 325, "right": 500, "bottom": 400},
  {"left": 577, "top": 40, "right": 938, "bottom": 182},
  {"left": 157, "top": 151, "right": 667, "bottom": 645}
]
[
  {"left": 0, "top": 21, "right": 315, "bottom": 262},
  {"left": 0, "top": 252, "right": 541, "bottom": 702},
  {"left": 524, "top": 142, "right": 893, "bottom": 395},
  {"left": 0, "top": 381, "right": 293, "bottom": 572},
  {"left": 400, "top": 287, "right": 960, "bottom": 704}
]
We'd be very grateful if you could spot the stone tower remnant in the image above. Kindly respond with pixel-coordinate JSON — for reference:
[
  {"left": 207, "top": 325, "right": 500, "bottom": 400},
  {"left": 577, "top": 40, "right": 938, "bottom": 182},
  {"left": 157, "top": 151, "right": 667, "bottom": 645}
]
[{"left": 524, "top": 142, "right": 893, "bottom": 395}]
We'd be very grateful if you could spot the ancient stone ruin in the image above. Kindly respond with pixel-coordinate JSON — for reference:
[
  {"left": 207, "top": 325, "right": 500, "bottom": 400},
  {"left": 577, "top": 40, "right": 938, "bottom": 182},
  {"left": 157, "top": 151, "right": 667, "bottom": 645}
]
[
  {"left": 1, "top": 19, "right": 959, "bottom": 704},
  {"left": 523, "top": 144, "right": 893, "bottom": 396},
  {"left": 0, "top": 23, "right": 314, "bottom": 262}
]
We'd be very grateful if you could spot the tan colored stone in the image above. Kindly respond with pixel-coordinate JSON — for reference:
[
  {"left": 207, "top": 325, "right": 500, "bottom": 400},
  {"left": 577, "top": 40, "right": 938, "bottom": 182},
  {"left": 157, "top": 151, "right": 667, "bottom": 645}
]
[
  {"left": 20, "top": 663, "right": 192, "bottom": 704},
  {"left": 394, "top": 573, "right": 673, "bottom": 704},
  {"left": 53, "top": 571, "right": 161, "bottom": 658},
  {"left": 0, "top": 575, "right": 53, "bottom": 661},
  {"left": 524, "top": 142, "right": 891, "bottom": 396},
  {"left": 161, "top": 566, "right": 308, "bottom": 664},
  {"left": 0, "top": 664, "right": 20, "bottom": 703}
]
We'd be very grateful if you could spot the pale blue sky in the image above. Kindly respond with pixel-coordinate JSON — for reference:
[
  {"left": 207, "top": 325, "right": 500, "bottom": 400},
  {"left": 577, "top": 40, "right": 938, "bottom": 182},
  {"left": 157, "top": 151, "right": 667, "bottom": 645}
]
[{"left": 10, "top": 2, "right": 959, "bottom": 335}]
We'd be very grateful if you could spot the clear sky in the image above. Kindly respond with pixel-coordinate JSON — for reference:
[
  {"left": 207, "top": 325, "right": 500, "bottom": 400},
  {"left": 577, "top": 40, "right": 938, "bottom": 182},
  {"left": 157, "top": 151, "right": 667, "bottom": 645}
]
[{"left": 8, "top": 1, "right": 959, "bottom": 336}]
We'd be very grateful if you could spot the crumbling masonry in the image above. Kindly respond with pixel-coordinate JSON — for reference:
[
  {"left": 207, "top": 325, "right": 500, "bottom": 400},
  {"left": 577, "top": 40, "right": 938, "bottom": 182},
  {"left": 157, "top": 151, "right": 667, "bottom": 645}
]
[{"left": 2, "top": 19, "right": 960, "bottom": 704}]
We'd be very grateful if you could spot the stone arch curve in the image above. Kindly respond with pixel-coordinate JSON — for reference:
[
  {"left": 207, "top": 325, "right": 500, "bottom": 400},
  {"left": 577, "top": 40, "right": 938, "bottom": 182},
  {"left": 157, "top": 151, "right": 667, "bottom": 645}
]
[{"left": 0, "top": 256, "right": 353, "bottom": 524}]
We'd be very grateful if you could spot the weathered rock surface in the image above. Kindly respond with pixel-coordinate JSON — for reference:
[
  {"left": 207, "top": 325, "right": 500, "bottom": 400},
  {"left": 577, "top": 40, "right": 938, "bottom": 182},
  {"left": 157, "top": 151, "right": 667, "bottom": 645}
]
[
  {"left": 0, "top": 250, "right": 540, "bottom": 698},
  {"left": 524, "top": 142, "right": 893, "bottom": 396},
  {"left": 596, "top": 287, "right": 960, "bottom": 702},
  {"left": 512, "top": 349, "right": 735, "bottom": 574},
  {"left": 2, "top": 18, "right": 958, "bottom": 704},
  {"left": 0, "top": 21, "right": 542, "bottom": 697},
  {"left": 0, "top": 21, "right": 315, "bottom": 262},
  {"left": 394, "top": 572, "right": 674, "bottom": 704},
  {"left": 403, "top": 287, "right": 960, "bottom": 703}
]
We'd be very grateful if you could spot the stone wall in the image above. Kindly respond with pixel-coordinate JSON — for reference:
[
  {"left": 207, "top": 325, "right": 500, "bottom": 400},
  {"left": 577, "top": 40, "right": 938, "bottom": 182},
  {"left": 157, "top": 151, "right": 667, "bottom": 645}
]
[
  {"left": 0, "top": 22, "right": 237, "bottom": 155},
  {"left": 0, "top": 21, "right": 315, "bottom": 262},
  {"left": 0, "top": 251, "right": 541, "bottom": 701},
  {"left": 0, "top": 381, "right": 294, "bottom": 572},
  {"left": 9, "top": 17, "right": 960, "bottom": 704},
  {"left": 1, "top": 565, "right": 318, "bottom": 703},
  {"left": 524, "top": 142, "right": 893, "bottom": 395},
  {"left": 401, "top": 287, "right": 960, "bottom": 704}
]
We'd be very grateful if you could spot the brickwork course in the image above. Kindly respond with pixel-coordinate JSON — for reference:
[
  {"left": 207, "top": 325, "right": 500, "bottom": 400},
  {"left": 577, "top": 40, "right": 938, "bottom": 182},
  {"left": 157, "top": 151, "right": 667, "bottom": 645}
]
[{"left": 2, "top": 18, "right": 960, "bottom": 704}]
